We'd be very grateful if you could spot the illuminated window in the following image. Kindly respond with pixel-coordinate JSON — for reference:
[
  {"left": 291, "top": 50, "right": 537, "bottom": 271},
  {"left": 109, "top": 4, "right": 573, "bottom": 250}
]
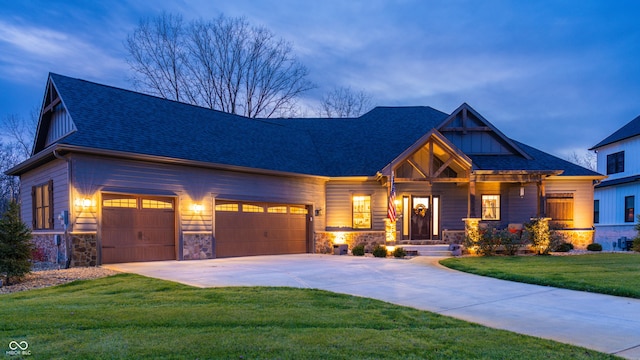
[
  {"left": 481, "top": 195, "right": 500, "bottom": 221},
  {"left": 32, "top": 180, "right": 54, "bottom": 230},
  {"left": 625, "top": 196, "right": 635, "bottom": 223},
  {"left": 352, "top": 195, "right": 371, "bottom": 229},
  {"left": 242, "top": 204, "right": 264, "bottom": 213},
  {"left": 142, "top": 199, "right": 173, "bottom": 209},
  {"left": 103, "top": 198, "right": 137, "bottom": 208},
  {"left": 268, "top": 206, "right": 287, "bottom": 213},
  {"left": 215, "top": 203, "right": 239, "bottom": 212},
  {"left": 290, "top": 206, "right": 308, "bottom": 215}
]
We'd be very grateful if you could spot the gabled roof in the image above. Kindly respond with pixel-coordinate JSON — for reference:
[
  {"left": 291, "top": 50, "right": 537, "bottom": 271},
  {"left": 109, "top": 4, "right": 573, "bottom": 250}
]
[
  {"left": 590, "top": 114, "right": 640, "bottom": 150},
  {"left": 10, "top": 73, "right": 601, "bottom": 178}
]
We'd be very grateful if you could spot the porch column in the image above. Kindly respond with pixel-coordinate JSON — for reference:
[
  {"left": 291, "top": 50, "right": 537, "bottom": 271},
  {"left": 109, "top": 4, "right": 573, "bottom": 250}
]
[
  {"left": 537, "top": 180, "right": 546, "bottom": 217},
  {"left": 468, "top": 178, "right": 477, "bottom": 218}
]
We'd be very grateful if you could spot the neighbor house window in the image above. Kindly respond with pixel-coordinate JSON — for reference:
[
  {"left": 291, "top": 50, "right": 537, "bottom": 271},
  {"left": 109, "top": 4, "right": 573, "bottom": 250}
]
[
  {"left": 607, "top": 151, "right": 624, "bottom": 175},
  {"left": 352, "top": 195, "right": 371, "bottom": 229},
  {"left": 593, "top": 200, "right": 600, "bottom": 224},
  {"left": 481, "top": 195, "right": 500, "bottom": 221},
  {"left": 625, "top": 196, "right": 635, "bottom": 223},
  {"left": 32, "top": 180, "right": 54, "bottom": 230},
  {"left": 547, "top": 193, "right": 574, "bottom": 228}
]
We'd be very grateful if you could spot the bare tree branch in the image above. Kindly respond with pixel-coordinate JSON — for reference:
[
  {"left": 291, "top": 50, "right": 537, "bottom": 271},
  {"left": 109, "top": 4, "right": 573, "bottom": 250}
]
[
  {"left": 319, "top": 86, "right": 373, "bottom": 118},
  {"left": 125, "top": 13, "right": 315, "bottom": 118}
]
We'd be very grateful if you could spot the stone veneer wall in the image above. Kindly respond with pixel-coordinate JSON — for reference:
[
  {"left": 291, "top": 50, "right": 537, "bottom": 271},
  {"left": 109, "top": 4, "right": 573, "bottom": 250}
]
[
  {"left": 183, "top": 233, "right": 214, "bottom": 260},
  {"left": 555, "top": 229, "right": 595, "bottom": 250},
  {"left": 71, "top": 233, "right": 97, "bottom": 267},
  {"left": 593, "top": 225, "right": 636, "bottom": 251},
  {"left": 31, "top": 233, "right": 63, "bottom": 263},
  {"left": 442, "top": 230, "right": 465, "bottom": 244},
  {"left": 315, "top": 231, "right": 386, "bottom": 254}
]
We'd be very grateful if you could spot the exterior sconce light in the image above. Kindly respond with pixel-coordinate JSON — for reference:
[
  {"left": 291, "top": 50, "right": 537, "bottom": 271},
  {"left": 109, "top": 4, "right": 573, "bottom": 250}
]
[
  {"left": 520, "top": 185, "right": 525, "bottom": 198},
  {"left": 82, "top": 198, "right": 92, "bottom": 208},
  {"left": 75, "top": 197, "right": 93, "bottom": 211},
  {"left": 192, "top": 204, "right": 204, "bottom": 213},
  {"left": 315, "top": 208, "right": 323, "bottom": 216}
]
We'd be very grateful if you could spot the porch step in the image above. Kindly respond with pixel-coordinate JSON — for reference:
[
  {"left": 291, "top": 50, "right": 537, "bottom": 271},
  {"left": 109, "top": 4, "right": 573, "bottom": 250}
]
[{"left": 399, "top": 245, "right": 452, "bottom": 257}]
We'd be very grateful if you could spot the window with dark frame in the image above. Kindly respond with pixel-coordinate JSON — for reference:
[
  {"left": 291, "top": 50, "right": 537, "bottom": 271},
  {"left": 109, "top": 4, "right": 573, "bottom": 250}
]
[
  {"left": 606, "top": 151, "right": 624, "bottom": 175},
  {"left": 593, "top": 200, "right": 599, "bottom": 224},
  {"left": 32, "top": 180, "right": 54, "bottom": 230},
  {"left": 625, "top": 196, "right": 635, "bottom": 223}
]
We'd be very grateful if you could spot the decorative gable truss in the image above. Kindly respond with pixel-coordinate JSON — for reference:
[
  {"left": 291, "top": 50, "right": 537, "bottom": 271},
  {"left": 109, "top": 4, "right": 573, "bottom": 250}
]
[
  {"left": 438, "top": 103, "right": 532, "bottom": 159},
  {"left": 381, "top": 129, "right": 472, "bottom": 183},
  {"left": 33, "top": 79, "right": 77, "bottom": 154}
]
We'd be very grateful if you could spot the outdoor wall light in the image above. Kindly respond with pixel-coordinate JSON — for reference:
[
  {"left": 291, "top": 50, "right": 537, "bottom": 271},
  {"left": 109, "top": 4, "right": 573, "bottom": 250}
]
[
  {"left": 314, "top": 208, "right": 323, "bottom": 216},
  {"left": 82, "top": 198, "right": 92, "bottom": 208},
  {"left": 520, "top": 185, "right": 525, "bottom": 198},
  {"left": 192, "top": 204, "right": 204, "bottom": 213}
]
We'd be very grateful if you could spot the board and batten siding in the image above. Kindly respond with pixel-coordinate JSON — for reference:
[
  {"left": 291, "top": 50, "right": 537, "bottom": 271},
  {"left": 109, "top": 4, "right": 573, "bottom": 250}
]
[
  {"left": 20, "top": 158, "right": 69, "bottom": 232},
  {"left": 595, "top": 136, "right": 640, "bottom": 180},
  {"left": 70, "top": 154, "right": 326, "bottom": 233},
  {"left": 325, "top": 180, "right": 387, "bottom": 231},
  {"left": 594, "top": 183, "right": 639, "bottom": 225},
  {"left": 546, "top": 177, "right": 595, "bottom": 229}
]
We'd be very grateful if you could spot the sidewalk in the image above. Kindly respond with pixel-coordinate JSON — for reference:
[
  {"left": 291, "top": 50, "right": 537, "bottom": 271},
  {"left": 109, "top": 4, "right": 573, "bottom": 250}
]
[{"left": 105, "top": 254, "right": 640, "bottom": 359}]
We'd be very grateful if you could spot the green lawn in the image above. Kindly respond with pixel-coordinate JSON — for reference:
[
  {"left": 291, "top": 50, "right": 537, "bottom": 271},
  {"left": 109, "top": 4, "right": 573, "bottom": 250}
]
[
  {"left": 1, "top": 274, "right": 618, "bottom": 359},
  {"left": 440, "top": 253, "right": 640, "bottom": 298}
]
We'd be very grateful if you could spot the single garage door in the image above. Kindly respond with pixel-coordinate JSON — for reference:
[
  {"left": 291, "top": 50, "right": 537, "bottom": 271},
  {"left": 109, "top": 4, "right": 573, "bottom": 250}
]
[
  {"left": 101, "top": 194, "right": 176, "bottom": 264},
  {"left": 215, "top": 201, "right": 309, "bottom": 258}
]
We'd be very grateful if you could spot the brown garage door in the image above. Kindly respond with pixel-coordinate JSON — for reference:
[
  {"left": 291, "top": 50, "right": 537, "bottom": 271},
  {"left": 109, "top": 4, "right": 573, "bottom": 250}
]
[
  {"left": 215, "top": 201, "right": 309, "bottom": 258},
  {"left": 101, "top": 194, "right": 176, "bottom": 263}
]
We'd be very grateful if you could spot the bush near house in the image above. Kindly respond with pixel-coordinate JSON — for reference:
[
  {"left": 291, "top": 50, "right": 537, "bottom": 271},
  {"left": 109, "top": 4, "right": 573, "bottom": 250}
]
[
  {"left": 351, "top": 244, "right": 365, "bottom": 256},
  {"left": 372, "top": 244, "right": 387, "bottom": 258},
  {"left": 554, "top": 242, "right": 574, "bottom": 253},
  {"left": 0, "top": 202, "right": 33, "bottom": 285},
  {"left": 392, "top": 247, "right": 407, "bottom": 258},
  {"left": 587, "top": 243, "right": 603, "bottom": 252}
]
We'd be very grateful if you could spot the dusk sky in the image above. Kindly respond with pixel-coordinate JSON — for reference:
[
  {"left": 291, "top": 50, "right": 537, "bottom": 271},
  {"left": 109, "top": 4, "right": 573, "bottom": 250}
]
[{"left": 1, "top": 0, "right": 639, "bottom": 163}]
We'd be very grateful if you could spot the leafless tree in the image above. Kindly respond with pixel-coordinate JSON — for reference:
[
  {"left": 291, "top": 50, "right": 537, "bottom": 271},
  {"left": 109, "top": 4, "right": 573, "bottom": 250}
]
[
  {"left": 2, "top": 111, "right": 37, "bottom": 159},
  {"left": 567, "top": 151, "right": 597, "bottom": 171},
  {"left": 125, "top": 12, "right": 187, "bottom": 102},
  {"left": 318, "top": 86, "right": 373, "bottom": 118},
  {"left": 125, "top": 13, "right": 315, "bottom": 118}
]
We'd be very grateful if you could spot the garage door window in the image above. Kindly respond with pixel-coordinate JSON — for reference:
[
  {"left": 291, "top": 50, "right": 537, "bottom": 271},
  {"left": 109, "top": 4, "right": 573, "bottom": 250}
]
[
  {"left": 215, "top": 203, "right": 238, "bottom": 212},
  {"left": 268, "top": 206, "right": 287, "bottom": 213},
  {"left": 290, "top": 206, "right": 308, "bottom": 214},
  {"left": 103, "top": 198, "right": 137, "bottom": 208},
  {"left": 242, "top": 204, "right": 264, "bottom": 213},
  {"left": 142, "top": 199, "right": 173, "bottom": 209}
]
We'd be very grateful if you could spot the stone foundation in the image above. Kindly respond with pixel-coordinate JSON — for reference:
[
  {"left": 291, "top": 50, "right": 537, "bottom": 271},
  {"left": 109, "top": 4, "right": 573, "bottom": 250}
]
[
  {"left": 315, "top": 231, "right": 386, "bottom": 254},
  {"left": 31, "top": 233, "right": 62, "bottom": 263},
  {"left": 555, "top": 229, "right": 595, "bottom": 250},
  {"left": 71, "top": 233, "right": 97, "bottom": 267},
  {"left": 183, "top": 232, "right": 214, "bottom": 260}
]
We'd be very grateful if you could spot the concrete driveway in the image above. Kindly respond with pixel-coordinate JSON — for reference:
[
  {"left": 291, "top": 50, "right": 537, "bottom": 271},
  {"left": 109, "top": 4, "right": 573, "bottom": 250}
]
[{"left": 105, "top": 254, "right": 640, "bottom": 359}]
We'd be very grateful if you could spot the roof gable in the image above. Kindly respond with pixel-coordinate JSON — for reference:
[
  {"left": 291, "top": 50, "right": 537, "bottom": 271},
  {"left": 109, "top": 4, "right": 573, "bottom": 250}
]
[
  {"left": 438, "top": 103, "right": 532, "bottom": 159},
  {"left": 33, "top": 78, "right": 77, "bottom": 154},
  {"left": 590, "top": 114, "right": 640, "bottom": 149}
]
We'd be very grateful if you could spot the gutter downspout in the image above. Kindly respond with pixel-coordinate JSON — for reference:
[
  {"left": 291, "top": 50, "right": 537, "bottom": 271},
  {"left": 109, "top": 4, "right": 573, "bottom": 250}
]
[{"left": 53, "top": 149, "right": 72, "bottom": 269}]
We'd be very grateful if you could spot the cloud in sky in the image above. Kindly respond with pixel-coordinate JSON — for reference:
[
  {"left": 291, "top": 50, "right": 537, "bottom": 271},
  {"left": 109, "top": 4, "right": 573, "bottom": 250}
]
[{"left": 1, "top": 0, "right": 639, "bottom": 162}]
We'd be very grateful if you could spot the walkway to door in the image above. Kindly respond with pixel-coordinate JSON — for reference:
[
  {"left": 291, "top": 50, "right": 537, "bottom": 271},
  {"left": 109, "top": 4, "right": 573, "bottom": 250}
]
[{"left": 105, "top": 254, "right": 640, "bottom": 359}]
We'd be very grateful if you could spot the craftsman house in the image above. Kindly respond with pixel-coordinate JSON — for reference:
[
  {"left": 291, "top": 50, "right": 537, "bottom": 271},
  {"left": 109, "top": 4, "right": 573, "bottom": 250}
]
[
  {"left": 7, "top": 73, "right": 603, "bottom": 266},
  {"left": 591, "top": 114, "right": 640, "bottom": 250}
]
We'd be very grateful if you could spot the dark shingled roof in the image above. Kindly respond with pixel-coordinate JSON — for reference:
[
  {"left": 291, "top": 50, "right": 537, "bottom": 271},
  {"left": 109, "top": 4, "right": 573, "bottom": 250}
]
[
  {"left": 591, "top": 114, "right": 640, "bottom": 149},
  {"left": 47, "top": 73, "right": 600, "bottom": 178}
]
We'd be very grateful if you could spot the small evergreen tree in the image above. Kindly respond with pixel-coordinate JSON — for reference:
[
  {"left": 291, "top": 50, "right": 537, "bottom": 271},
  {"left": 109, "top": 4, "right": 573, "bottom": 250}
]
[{"left": 0, "top": 202, "right": 33, "bottom": 285}]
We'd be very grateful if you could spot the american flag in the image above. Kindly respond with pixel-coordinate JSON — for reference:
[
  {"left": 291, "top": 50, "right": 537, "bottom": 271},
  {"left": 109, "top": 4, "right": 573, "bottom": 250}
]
[{"left": 387, "top": 173, "right": 397, "bottom": 222}]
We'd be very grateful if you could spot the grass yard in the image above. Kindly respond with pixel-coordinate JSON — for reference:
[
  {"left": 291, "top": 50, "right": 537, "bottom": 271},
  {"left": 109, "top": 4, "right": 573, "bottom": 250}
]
[
  {"left": 440, "top": 253, "right": 640, "bottom": 299},
  {"left": 1, "top": 274, "right": 618, "bottom": 359}
]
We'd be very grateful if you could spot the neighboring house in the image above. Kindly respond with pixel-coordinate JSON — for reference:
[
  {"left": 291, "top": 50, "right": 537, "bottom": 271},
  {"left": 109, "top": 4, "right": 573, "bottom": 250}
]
[
  {"left": 7, "top": 73, "right": 603, "bottom": 266},
  {"left": 590, "top": 115, "right": 640, "bottom": 250}
]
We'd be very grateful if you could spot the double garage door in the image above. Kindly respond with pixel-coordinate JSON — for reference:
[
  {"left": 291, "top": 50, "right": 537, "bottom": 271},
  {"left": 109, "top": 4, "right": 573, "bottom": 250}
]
[
  {"left": 215, "top": 200, "right": 310, "bottom": 258},
  {"left": 101, "top": 194, "right": 309, "bottom": 263}
]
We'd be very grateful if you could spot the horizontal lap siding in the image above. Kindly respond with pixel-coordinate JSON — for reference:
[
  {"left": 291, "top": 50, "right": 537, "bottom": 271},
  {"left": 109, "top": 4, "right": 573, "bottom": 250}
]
[
  {"left": 546, "top": 178, "right": 594, "bottom": 229},
  {"left": 326, "top": 180, "right": 386, "bottom": 230},
  {"left": 70, "top": 155, "right": 326, "bottom": 233},
  {"left": 20, "top": 159, "right": 69, "bottom": 231},
  {"left": 395, "top": 182, "right": 467, "bottom": 231}
]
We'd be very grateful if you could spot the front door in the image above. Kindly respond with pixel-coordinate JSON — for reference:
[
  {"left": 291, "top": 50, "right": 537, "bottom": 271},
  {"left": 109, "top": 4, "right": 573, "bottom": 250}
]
[{"left": 408, "top": 196, "right": 440, "bottom": 240}]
